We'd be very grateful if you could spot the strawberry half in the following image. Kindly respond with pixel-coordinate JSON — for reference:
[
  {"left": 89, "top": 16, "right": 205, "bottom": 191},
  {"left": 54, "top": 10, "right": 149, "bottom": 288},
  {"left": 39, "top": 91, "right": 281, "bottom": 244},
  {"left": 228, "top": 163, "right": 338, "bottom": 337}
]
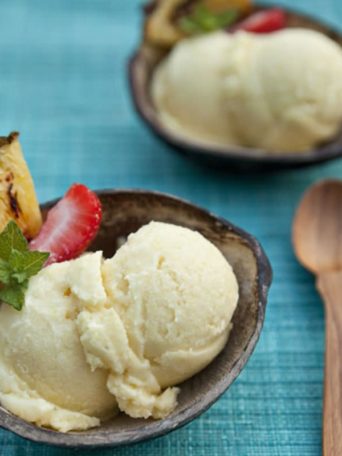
[
  {"left": 230, "top": 8, "right": 286, "bottom": 34},
  {"left": 30, "top": 184, "right": 102, "bottom": 265}
]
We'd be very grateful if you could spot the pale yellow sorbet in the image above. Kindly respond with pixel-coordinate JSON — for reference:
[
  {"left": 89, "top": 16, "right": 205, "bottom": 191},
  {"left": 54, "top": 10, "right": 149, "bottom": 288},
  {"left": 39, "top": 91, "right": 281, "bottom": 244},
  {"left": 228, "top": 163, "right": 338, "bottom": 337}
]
[
  {"left": 101, "top": 222, "right": 238, "bottom": 418},
  {"left": 0, "top": 222, "right": 239, "bottom": 431},
  {"left": 152, "top": 32, "right": 237, "bottom": 146},
  {"left": 151, "top": 29, "right": 342, "bottom": 153},
  {"left": 0, "top": 252, "right": 117, "bottom": 433}
]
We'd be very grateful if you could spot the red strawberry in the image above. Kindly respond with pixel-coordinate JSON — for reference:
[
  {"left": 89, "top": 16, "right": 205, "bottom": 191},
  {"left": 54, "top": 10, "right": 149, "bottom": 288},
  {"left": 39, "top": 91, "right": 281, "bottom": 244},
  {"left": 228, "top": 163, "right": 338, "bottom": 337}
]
[
  {"left": 230, "top": 8, "right": 286, "bottom": 34},
  {"left": 30, "top": 184, "right": 102, "bottom": 265}
]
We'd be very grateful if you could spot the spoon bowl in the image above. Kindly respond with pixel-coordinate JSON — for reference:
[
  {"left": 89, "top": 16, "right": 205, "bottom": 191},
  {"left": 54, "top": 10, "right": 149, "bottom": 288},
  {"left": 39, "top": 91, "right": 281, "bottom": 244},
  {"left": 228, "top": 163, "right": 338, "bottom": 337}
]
[
  {"left": 129, "top": 4, "right": 342, "bottom": 170},
  {"left": 293, "top": 180, "right": 342, "bottom": 273},
  {"left": 0, "top": 189, "right": 271, "bottom": 448}
]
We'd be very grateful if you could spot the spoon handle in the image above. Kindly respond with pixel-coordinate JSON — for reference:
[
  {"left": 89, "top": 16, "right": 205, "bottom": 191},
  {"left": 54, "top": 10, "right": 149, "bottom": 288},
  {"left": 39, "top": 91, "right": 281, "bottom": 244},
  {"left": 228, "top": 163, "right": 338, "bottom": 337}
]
[{"left": 317, "top": 271, "right": 342, "bottom": 456}]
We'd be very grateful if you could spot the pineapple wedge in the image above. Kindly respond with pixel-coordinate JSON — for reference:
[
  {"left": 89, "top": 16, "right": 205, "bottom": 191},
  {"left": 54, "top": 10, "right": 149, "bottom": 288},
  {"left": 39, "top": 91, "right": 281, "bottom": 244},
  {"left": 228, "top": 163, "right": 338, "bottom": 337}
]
[
  {"left": 0, "top": 132, "right": 42, "bottom": 239},
  {"left": 145, "top": 0, "right": 186, "bottom": 48}
]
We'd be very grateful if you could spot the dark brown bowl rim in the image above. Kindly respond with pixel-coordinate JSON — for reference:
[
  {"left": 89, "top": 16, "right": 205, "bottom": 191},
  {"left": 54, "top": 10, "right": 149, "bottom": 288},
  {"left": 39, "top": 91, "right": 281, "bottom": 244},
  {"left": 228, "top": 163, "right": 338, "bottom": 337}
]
[
  {"left": 0, "top": 189, "right": 272, "bottom": 448},
  {"left": 128, "top": 4, "right": 342, "bottom": 169}
]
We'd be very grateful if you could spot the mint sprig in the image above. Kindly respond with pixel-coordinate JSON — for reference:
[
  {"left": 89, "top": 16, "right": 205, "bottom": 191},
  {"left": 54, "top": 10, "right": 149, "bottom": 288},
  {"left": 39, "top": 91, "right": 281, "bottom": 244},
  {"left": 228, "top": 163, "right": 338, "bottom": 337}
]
[
  {"left": 0, "top": 221, "right": 49, "bottom": 311},
  {"left": 178, "top": 4, "right": 238, "bottom": 34}
]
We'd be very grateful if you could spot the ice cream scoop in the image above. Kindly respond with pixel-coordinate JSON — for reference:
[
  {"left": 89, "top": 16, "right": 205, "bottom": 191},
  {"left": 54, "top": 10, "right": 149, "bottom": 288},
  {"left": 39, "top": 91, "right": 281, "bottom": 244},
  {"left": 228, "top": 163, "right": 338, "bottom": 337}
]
[
  {"left": 223, "top": 29, "right": 342, "bottom": 152},
  {"left": 100, "top": 222, "right": 238, "bottom": 418},
  {"left": 0, "top": 222, "right": 238, "bottom": 431},
  {"left": 0, "top": 252, "right": 117, "bottom": 433},
  {"left": 151, "top": 32, "right": 237, "bottom": 147},
  {"left": 151, "top": 28, "right": 342, "bottom": 153}
]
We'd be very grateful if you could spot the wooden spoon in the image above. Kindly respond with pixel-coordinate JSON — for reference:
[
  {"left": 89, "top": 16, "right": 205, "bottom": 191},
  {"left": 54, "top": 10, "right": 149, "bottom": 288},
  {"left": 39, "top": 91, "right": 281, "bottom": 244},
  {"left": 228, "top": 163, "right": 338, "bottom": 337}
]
[{"left": 293, "top": 179, "right": 342, "bottom": 455}]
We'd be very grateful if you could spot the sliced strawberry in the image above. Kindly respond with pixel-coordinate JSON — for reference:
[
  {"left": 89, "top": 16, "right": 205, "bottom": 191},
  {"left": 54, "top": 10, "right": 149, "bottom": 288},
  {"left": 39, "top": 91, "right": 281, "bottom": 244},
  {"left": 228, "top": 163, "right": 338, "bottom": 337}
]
[
  {"left": 230, "top": 8, "right": 286, "bottom": 34},
  {"left": 30, "top": 184, "right": 102, "bottom": 265}
]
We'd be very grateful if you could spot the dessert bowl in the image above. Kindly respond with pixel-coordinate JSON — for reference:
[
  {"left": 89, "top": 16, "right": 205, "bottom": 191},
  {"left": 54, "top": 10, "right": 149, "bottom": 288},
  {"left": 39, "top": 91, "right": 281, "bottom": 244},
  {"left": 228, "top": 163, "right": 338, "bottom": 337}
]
[
  {"left": 0, "top": 190, "right": 271, "bottom": 447},
  {"left": 129, "top": 4, "right": 342, "bottom": 170}
]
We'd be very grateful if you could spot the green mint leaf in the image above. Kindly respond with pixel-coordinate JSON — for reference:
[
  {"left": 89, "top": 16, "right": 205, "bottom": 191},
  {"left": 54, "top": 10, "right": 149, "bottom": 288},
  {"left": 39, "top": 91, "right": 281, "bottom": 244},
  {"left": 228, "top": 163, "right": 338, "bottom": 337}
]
[
  {"left": 0, "top": 282, "right": 28, "bottom": 311},
  {"left": 12, "top": 271, "right": 28, "bottom": 285},
  {"left": 193, "top": 5, "right": 222, "bottom": 31},
  {"left": 0, "top": 221, "right": 28, "bottom": 261},
  {"left": 0, "top": 222, "right": 50, "bottom": 311},
  {"left": 214, "top": 10, "right": 238, "bottom": 28},
  {"left": 178, "top": 3, "right": 238, "bottom": 34},
  {"left": 178, "top": 16, "right": 203, "bottom": 34},
  {"left": 192, "top": 4, "right": 210, "bottom": 22},
  {"left": 0, "top": 259, "right": 12, "bottom": 284},
  {"left": 9, "top": 250, "right": 50, "bottom": 279}
]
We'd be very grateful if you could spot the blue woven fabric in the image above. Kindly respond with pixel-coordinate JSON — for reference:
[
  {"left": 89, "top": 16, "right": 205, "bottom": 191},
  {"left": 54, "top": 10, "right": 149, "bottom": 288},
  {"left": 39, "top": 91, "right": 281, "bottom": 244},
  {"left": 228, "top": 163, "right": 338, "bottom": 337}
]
[{"left": 0, "top": 0, "right": 341, "bottom": 454}]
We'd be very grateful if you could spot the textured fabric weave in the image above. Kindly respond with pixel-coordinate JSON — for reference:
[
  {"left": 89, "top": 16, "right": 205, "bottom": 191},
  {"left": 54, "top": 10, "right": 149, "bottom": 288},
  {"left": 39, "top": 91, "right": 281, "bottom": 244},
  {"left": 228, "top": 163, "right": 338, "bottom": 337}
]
[{"left": 0, "top": 0, "right": 341, "bottom": 454}]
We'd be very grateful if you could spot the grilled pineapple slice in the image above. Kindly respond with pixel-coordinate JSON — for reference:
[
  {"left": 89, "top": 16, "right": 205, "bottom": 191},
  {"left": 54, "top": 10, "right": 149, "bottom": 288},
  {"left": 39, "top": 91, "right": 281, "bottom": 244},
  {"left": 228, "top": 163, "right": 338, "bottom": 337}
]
[
  {"left": 0, "top": 132, "right": 42, "bottom": 239},
  {"left": 145, "top": 0, "right": 186, "bottom": 48}
]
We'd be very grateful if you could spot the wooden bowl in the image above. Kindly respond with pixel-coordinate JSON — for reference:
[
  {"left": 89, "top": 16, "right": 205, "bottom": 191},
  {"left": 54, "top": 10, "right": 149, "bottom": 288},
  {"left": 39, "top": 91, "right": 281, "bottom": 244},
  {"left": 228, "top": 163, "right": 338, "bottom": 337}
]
[
  {"left": 128, "top": 4, "right": 342, "bottom": 170},
  {"left": 0, "top": 190, "right": 272, "bottom": 447}
]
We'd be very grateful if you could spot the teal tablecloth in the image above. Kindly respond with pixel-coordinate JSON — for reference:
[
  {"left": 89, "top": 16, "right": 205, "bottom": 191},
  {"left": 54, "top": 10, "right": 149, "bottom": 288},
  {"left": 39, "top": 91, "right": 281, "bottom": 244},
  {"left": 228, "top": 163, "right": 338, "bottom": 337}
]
[{"left": 0, "top": 0, "right": 341, "bottom": 454}]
